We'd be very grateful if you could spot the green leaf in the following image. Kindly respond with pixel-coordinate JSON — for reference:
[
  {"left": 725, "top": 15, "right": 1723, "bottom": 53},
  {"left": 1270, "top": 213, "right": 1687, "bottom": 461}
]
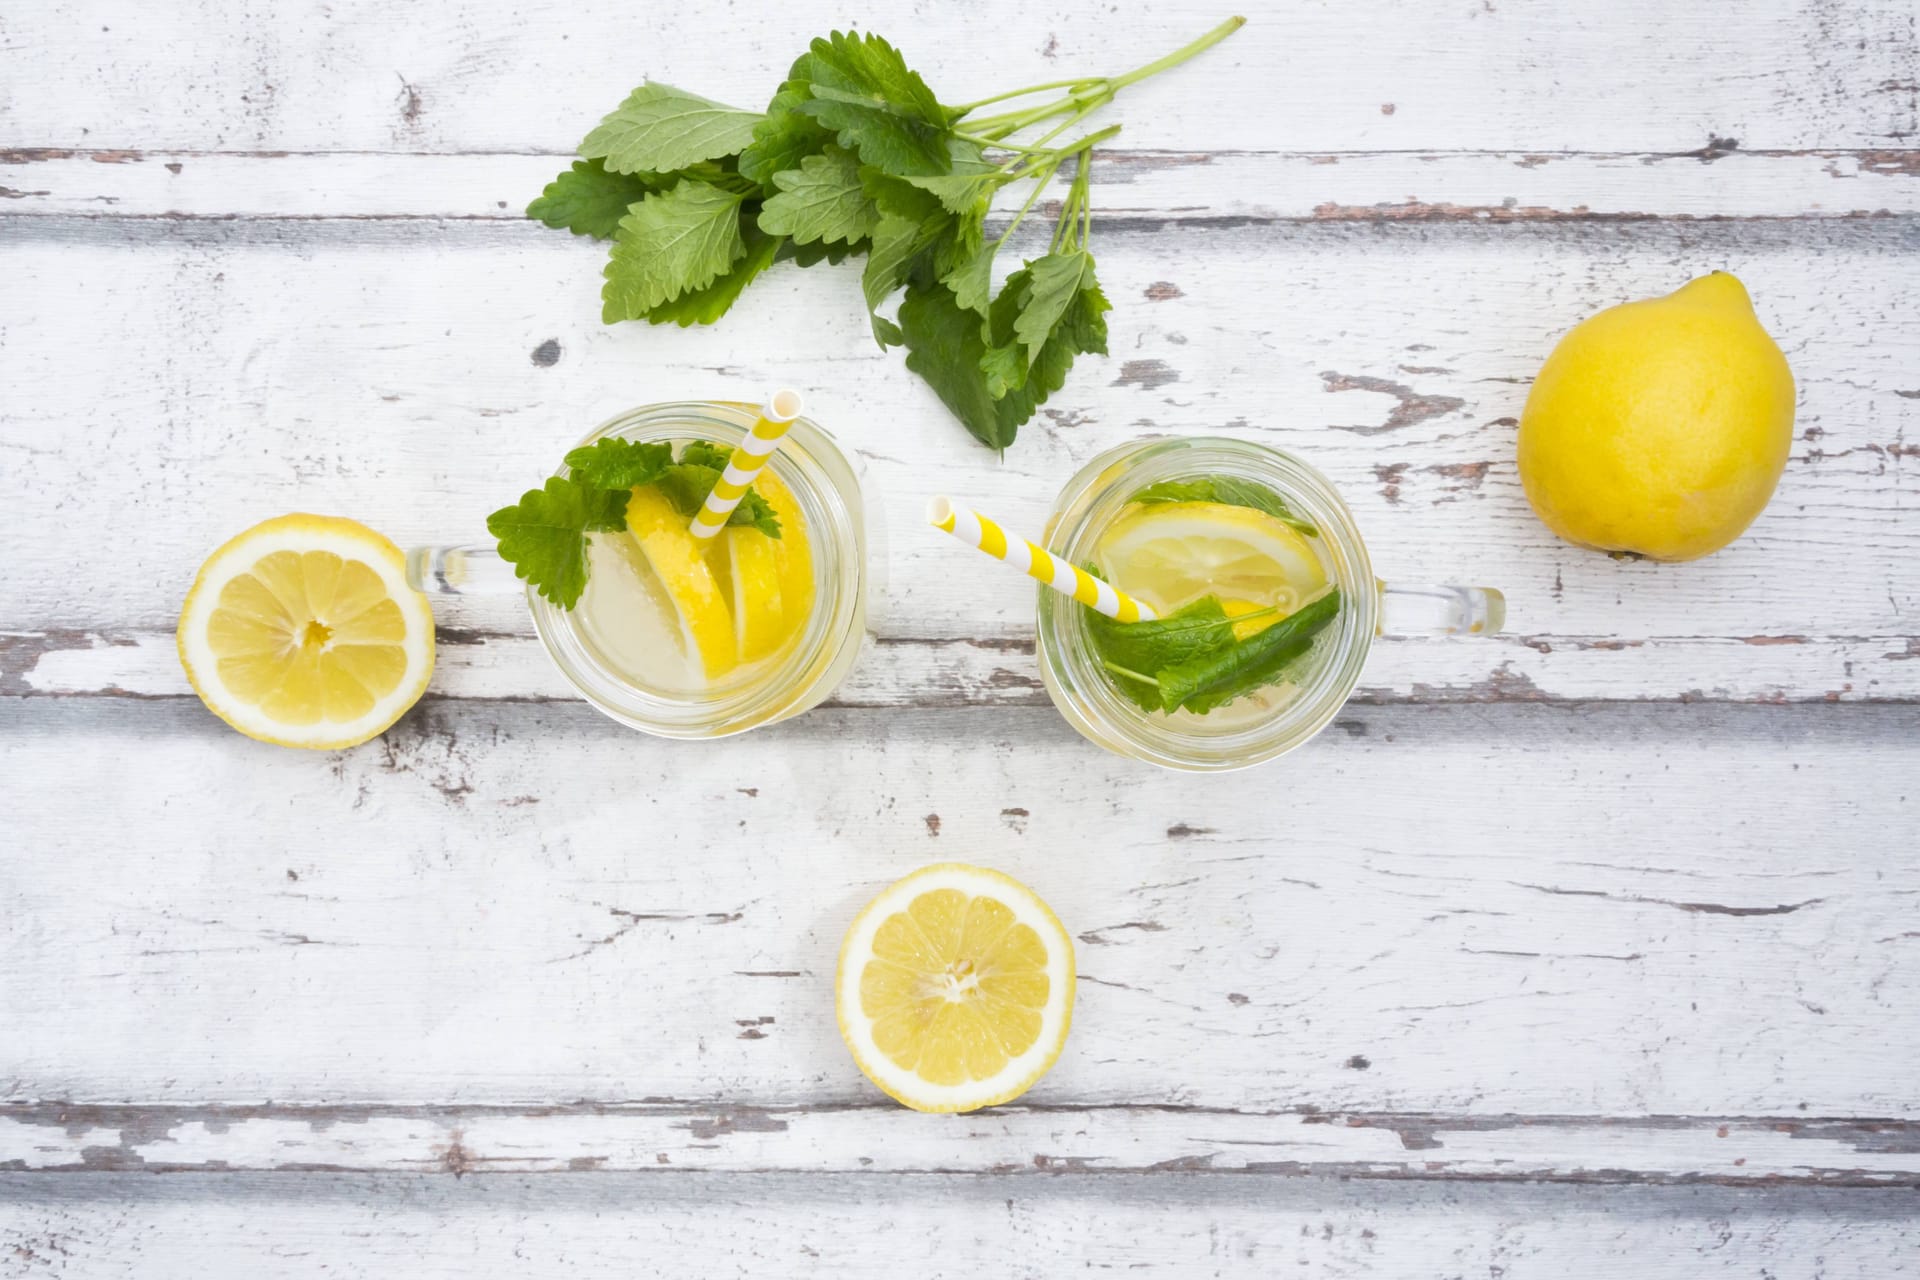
[
  {"left": 758, "top": 146, "right": 879, "bottom": 246},
  {"left": 861, "top": 210, "right": 939, "bottom": 346},
  {"left": 1131, "top": 477, "right": 1319, "bottom": 536},
  {"left": 902, "top": 139, "right": 1001, "bottom": 213},
  {"left": 527, "top": 159, "right": 670, "bottom": 240},
  {"left": 562, "top": 438, "right": 673, "bottom": 488},
  {"left": 780, "top": 238, "right": 861, "bottom": 268},
  {"left": 677, "top": 440, "right": 734, "bottom": 471},
  {"left": 1155, "top": 590, "right": 1342, "bottom": 714},
  {"left": 486, "top": 477, "right": 629, "bottom": 610},
  {"left": 641, "top": 219, "right": 783, "bottom": 327},
  {"left": 581, "top": 83, "right": 763, "bottom": 175},
  {"left": 1084, "top": 594, "right": 1238, "bottom": 679},
  {"left": 655, "top": 464, "right": 782, "bottom": 538},
  {"left": 898, "top": 280, "right": 1021, "bottom": 449},
  {"left": 739, "top": 63, "right": 836, "bottom": 187},
  {"left": 979, "top": 343, "right": 1025, "bottom": 399},
  {"left": 601, "top": 180, "right": 748, "bottom": 322},
  {"left": 795, "top": 31, "right": 952, "bottom": 177},
  {"left": 942, "top": 240, "right": 998, "bottom": 318},
  {"left": 1011, "top": 250, "right": 1094, "bottom": 368}
]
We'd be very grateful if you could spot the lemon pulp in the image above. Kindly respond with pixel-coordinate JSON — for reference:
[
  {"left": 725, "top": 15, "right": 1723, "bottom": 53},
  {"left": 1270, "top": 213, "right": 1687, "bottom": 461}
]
[
  {"left": 177, "top": 514, "right": 434, "bottom": 749},
  {"left": 837, "top": 864, "right": 1074, "bottom": 1113}
]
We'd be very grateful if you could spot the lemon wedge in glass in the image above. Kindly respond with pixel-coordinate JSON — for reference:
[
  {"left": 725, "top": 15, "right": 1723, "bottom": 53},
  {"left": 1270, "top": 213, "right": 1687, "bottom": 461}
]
[
  {"left": 623, "top": 485, "right": 737, "bottom": 680},
  {"left": 837, "top": 864, "right": 1075, "bottom": 1114},
  {"left": 1095, "top": 499, "right": 1327, "bottom": 616},
  {"left": 176, "top": 514, "right": 434, "bottom": 749},
  {"left": 725, "top": 527, "right": 786, "bottom": 663}
]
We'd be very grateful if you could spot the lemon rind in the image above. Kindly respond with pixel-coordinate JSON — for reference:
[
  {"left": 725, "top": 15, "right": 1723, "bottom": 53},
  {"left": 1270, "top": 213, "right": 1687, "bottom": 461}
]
[
  {"left": 177, "top": 514, "right": 435, "bottom": 750},
  {"left": 836, "top": 862, "right": 1075, "bottom": 1114}
]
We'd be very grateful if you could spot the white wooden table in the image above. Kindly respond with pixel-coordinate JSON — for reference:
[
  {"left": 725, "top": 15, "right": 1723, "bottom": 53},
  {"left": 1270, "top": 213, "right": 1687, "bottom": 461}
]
[{"left": 4, "top": 2, "right": 1918, "bottom": 1273}]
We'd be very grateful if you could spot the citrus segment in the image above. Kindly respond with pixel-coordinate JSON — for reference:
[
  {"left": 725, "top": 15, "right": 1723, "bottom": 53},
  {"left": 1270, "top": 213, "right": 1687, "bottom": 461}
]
[
  {"left": 837, "top": 863, "right": 1074, "bottom": 1113},
  {"left": 752, "top": 469, "right": 815, "bottom": 643},
  {"left": 177, "top": 514, "right": 434, "bottom": 749}
]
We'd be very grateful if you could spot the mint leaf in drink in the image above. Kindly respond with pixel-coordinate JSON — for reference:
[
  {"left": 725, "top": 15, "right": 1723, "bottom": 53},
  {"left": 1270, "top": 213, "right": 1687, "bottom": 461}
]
[
  {"left": 1010, "top": 250, "right": 1096, "bottom": 368},
  {"left": 563, "top": 438, "right": 673, "bottom": 489},
  {"left": 527, "top": 160, "right": 671, "bottom": 240},
  {"left": 642, "top": 220, "right": 783, "bottom": 327},
  {"left": 602, "top": 180, "right": 748, "bottom": 321},
  {"left": 487, "top": 477, "right": 630, "bottom": 609},
  {"left": 758, "top": 146, "right": 879, "bottom": 246},
  {"left": 1133, "top": 477, "right": 1319, "bottom": 536},
  {"left": 676, "top": 440, "right": 734, "bottom": 471},
  {"left": 1154, "top": 590, "right": 1341, "bottom": 714},
  {"left": 582, "top": 83, "right": 763, "bottom": 174},
  {"left": 796, "top": 32, "right": 952, "bottom": 176},
  {"left": 657, "top": 463, "right": 782, "bottom": 538},
  {"left": 1085, "top": 594, "right": 1240, "bottom": 677}
]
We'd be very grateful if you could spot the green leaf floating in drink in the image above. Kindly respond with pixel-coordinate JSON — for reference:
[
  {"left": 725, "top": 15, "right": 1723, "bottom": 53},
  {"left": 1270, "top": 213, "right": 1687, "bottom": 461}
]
[
  {"left": 1088, "top": 586, "right": 1342, "bottom": 716},
  {"left": 488, "top": 438, "right": 781, "bottom": 609}
]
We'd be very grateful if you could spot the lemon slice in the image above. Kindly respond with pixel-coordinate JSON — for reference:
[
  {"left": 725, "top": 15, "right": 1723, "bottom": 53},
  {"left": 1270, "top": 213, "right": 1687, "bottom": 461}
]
[
  {"left": 726, "top": 527, "right": 785, "bottom": 662},
  {"left": 753, "top": 468, "right": 815, "bottom": 639},
  {"left": 837, "top": 863, "right": 1075, "bottom": 1114},
  {"left": 624, "top": 486, "right": 737, "bottom": 680},
  {"left": 1096, "top": 500, "right": 1327, "bottom": 615},
  {"left": 176, "top": 514, "right": 434, "bottom": 749}
]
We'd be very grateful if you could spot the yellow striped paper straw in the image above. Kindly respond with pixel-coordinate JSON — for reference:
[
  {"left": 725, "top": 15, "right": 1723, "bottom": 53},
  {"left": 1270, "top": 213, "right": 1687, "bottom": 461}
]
[
  {"left": 927, "top": 496, "right": 1158, "bottom": 622},
  {"left": 689, "top": 389, "right": 805, "bottom": 540}
]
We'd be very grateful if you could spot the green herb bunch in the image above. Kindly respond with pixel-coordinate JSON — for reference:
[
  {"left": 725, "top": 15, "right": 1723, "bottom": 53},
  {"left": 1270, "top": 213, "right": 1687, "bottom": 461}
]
[
  {"left": 487, "top": 438, "right": 781, "bottom": 609},
  {"left": 528, "top": 18, "right": 1246, "bottom": 450}
]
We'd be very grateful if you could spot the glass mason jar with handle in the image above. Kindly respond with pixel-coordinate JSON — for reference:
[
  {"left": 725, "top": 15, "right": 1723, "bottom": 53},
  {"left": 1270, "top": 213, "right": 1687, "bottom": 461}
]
[
  {"left": 407, "top": 401, "right": 878, "bottom": 738},
  {"left": 1035, "top": 436, "right": 1504, "bottom": 772}
]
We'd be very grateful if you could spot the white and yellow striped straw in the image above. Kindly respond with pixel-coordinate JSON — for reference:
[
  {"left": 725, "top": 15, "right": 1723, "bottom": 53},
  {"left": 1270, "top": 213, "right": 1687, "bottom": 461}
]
[
  {"left": 689, "top": 389, "right": 805, "bottom": 540},
  {"left": 926, "top": 496, "right": 1158, "bottom": 622}
]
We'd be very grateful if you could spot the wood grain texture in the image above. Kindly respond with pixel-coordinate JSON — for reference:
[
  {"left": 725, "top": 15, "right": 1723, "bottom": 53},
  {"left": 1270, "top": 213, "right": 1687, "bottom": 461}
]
[
  {"left": 2, "top": 0, "right": 1916, "bottom": 152},
  {"left": 4, "top": 700, "right": 1915, "bottom": 1116},
  {"left": 5, "top": 1103, "right": 1920, "bottom": 1184},
  {"left": 5, "top": 1174, "right": 1920, "bottom": 1278},
  {"left": 3, "top": 217, "right": 1916, "bottom": 703},
  {"left": 5, "top": 2, "right": 1920, "bottom": 1265},
  {"left": 6, "top": 148, "right": 1920, "bottom": 222}
]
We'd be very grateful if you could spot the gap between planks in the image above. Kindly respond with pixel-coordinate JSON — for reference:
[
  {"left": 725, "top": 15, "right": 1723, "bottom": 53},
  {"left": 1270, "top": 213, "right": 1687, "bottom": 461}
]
[
  {"left": 2, "top": 149, "right": 1917, "bottom": 223},
  {"left": 4, "top": 629, "right": 1917, "bottom": 706},
  {"left": 2, "top": 1103, "right": 1917, "bottom": 1185}
]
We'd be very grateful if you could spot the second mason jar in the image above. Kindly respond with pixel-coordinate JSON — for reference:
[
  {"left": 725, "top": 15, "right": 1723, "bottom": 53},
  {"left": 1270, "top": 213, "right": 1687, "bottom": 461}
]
[{"left": 1035, "top": 436, "right": 1504, "bottom": 771}]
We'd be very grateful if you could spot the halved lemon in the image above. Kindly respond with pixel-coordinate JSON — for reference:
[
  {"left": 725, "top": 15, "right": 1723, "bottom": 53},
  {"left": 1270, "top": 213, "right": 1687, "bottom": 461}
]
[
  {"left": 1096, "top": 500, "right": 1327, "bottom": 616},
  {"left": 624, "top": 485, "right": 737, "bottom": 679},
  {"left": 176, "top": 514, "right": 434, "bottom": 749},
  {"left": 837, "top": 864, "right": 1075, "bottom": 1114}
]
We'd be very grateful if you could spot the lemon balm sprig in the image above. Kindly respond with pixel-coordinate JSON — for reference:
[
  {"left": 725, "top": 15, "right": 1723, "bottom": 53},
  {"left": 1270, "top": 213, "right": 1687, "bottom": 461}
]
[{"left": 527, "top": 19, "right": 1247, "bottom": 451}]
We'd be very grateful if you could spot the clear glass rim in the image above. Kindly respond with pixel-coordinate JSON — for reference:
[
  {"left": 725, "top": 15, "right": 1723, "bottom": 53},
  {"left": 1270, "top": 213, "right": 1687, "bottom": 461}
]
[
  {"left": 528, "top": 401, "right": 865, "bottom": 738},
  {"left": 1036, "top": 435, "right": 1378, "bottom": 772}
]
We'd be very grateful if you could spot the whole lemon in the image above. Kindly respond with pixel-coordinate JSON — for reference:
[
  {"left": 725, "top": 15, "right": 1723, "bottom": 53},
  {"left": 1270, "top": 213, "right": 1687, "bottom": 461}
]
[{"left": 1518, "top": 272, "right": 1795, "bottom": 561}]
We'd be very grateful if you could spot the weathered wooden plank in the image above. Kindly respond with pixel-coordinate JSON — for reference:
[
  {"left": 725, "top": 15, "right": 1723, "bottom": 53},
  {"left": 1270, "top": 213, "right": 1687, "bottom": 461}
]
[
  {"left": 8, "top": 628, "right": 1918, "bottom": 705},
  {"left": 4, "top": 1173, "right": 1918, "bottom": 1277},
  {"left": 3, "top": 219, "right": 1915, "bottom": 681},
  {"left": 3, "top": 0, "right": 1915, "bottom": 152},
  {"left": 6, "top": 149, "right": 1919, "bottom": 222},
  {"left": 4, "top": 1103, "right": 1919, "bottom": 1184},
  {"left": 3, "top": 700, "right": 1914, "bottom": 1115}
]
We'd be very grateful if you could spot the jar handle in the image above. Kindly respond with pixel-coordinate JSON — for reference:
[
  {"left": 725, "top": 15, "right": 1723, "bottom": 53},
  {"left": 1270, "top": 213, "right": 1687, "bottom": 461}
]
[
  {"left": 1377, "top": 581, "right": 1506, "bottom": 637},
  {"left": 405, "top": 544, "right": 525, "bottom": 596}
]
